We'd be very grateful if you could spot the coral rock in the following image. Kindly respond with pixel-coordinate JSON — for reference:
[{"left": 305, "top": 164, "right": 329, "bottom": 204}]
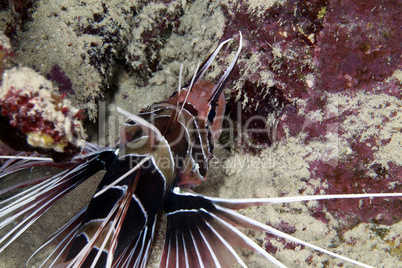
[{"left": 0, "top": 67, "right": 86, "bottom": 161}]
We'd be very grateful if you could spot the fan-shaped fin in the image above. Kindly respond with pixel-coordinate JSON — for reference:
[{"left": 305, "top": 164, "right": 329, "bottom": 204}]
[
  {"left": 160, "top": 188, "right": 402, "bottom": 268},
  {"left": 113, "top": 216, "right": 157, "bottom": 268},
  {"left": 0, "top": 150, "right": 115, "bottom": 254},
  {"left": 161, "top": 188, "right": 270, "bottom": 268}
]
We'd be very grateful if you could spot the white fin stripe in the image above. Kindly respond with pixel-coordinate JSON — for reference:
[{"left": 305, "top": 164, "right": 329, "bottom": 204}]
[
  {"left": 175, "top": 235, "right": 179, "bottom": 268},
  {"left": 43, "top": 212, "right": 84, "bottom": 267},
  {"left": 94, "top": 155, "right": 151, "bottom": 198},
  {"left": 48, "top": 225, "right": 81, "bottom": 268},
  {"left": 166, "top": 209, "right": 199, "bottom": 216},
  {"left": 196, "top": 38, "right": 233, "bottom": 82},
  {"left": 0, "top": 209, "right": 42, "bottom": 253},
  {"left": 27, "top": 205, "right": 86, "bottom": 267},
  {"left": 165, "top": 233, "right": 171, "bottom": 268},
  {"left": 202, "top": 208, "right": 287, "bottom": 268},
  {"left": 132, "top": 194, "right": 148, "bottom": 224},
  {"left": 134, "top": 228, "right": 146, "bottom": 268},
  {"left": 181, "top": 234, "right": 189, "bottom": 268},
  {"left": 0, "top": 172, "right": 74, "bottom": 226},
  {"left": 174, "top": 64, "right": 183, "bottom": 114},
  {"left": 172, "top": 189, "right": 402, "bottom": 205},
  {"left": 92, "top": 217, "right": 115, "bottom": 268},
  {"left": 214, "top": 205, "right": 374, "bottom": 268},
  {"left": 67, "top": 201, "right": 121, "bottom": 268},
  {"left": 189, "top": 231, "right": 204, "bottom": 268},
  {"left": 191, "top": 118, "right": 208, "bottom": 162},
  {"left": 197, "top": 226, "right": 221, "bottom": 268},
  {"left": 123, "top": 229, "right": 142, "bottom": 267},
  {"left": 204, "top": 192, "right": 402, "bottom": 205},
  {"left": 91, "top": 186, "right": 127, "bottom": 203},
  {"left": 202, "top": 218, "right": 247, "bottom": 267},
  {"left": 178, "top": 62, "right": 201, "bottom": 118},
  {"left": 140, "top": 218, "right": 156, "bottom": 268},
  {"left": 0, "top": 168, "right": 70, "bottom": 207},
  {"left": 0, "top": 155, "right": 53, "bottom": 161},
  {"left": 0, "top": 185, "right": 70, "bottom": 253},
  {"left": 209, "top": 31, "right": 243, "bottom": 104}
]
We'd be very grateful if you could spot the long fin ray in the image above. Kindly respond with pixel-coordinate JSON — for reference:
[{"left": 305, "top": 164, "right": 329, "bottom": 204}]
[
  {"left": 196, "top": 191, "right": 402, "bottom": 210},
  {"left": 189, "top": 38, "right": 233, "bottom": 87},
  {"left": 162, "top": 190, "right": 286, "bottom": 268},
  {"left": 161, "top": 188, "right": 399, "bottom": 267},
  {"left": 209, "top": 31, "right": 243, "bottom": 106},
  {"left": 213, "top": 204, "right": 373, "bottom": 268},
  {"left": 112, "top": 217, "right": 156, "bottom": 268},
  {"left": 27, "top": 205, "right": 88, "bottom": 268},
  {"left": 0, "top": 150, "right": 115, "bottom": 254}
]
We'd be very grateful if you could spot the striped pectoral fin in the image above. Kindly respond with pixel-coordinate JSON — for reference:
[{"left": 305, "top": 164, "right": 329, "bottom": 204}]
[
  {"left": 30, "top": 188, "right": 155, "bottom": 268},
  {"left": 27, "top": 206, "right": 88, "bottom": 268},
  {"left": 62, "top": 153, "right": 168, "bottom": 268},
  {"left": 64, "top": 187, "right": 148, "bottom": 267},
  {"left": 0, "top": 150, "right": 116, "bottom": 256},
  {"left": 113, "top": 216, "right": 157, "bottom": 268},
  {"left": 160, "top": 188, "right": 251, "bottom": 268},
  {"left": 163, "top": 191, "right": 402, "bottom": 268},
  {"left": 67, "top": 219, "right": 118, "bottom": 267},
  {"left": 161, "top": 188, "right": 297, "bottom": 268}
]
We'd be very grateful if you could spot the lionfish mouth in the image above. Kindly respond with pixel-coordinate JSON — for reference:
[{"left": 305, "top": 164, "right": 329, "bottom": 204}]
[{"left": 0, "top": 32, "right": 401, "bottom": 268}]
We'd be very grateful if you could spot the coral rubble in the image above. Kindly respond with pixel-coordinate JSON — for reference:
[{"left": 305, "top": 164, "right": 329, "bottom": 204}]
[{"left": 0, "top": 67, "right": 86, "bottom": 160}]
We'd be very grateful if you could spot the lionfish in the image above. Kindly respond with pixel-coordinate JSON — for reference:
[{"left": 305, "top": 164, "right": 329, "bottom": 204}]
[{"left": 0, "top": 32, "right": 401, "bottom": 268}]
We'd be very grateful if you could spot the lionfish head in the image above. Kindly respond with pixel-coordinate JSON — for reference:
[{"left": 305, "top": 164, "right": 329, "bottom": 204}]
[
  {"left": 168, "top": 32, "right": 242, "bottom": 142},
  {"left": 176, "top": 80, "right": 226, "bottom": 141}
]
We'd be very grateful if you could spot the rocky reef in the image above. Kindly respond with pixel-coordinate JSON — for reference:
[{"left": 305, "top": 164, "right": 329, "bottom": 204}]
[{"left": 0, "top": 0, "right": 401, "bottom": 266}]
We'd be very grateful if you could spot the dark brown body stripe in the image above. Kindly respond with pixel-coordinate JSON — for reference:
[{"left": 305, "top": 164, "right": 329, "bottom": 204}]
[{"left": 64, "top": 97, "right": 211, "bottom": 266}]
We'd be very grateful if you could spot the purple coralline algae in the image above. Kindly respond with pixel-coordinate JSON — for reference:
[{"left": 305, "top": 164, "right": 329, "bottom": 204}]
[
  {"left": 46, "top": 64, "right": 74, "bottom": 95},
  {"left": 214, "top": 0, "right": 401, "bottom": 264},
  {"left": 221, "top": 0, "right": 401, "bottom": 146},
  {"left": 315, "top": 0, "right": 400, "bottom": 93}
]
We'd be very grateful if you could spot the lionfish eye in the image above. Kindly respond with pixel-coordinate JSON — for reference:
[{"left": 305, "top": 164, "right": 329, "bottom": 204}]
[{"left": 207, "top": 108, "right": 216, "bottom": 124}]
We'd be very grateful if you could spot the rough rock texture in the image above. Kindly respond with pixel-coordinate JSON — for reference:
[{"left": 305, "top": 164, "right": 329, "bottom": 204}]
[
  {"left": 0, "top": 0, "right": 401, "bottom": 267},
  {"left": 0, "top": 67, "right": 86, "bottom": 160},
  {"left": 0, "top": 31, "right": 12, "bottom": 79},
  {"left": 6, "top": 1, "right": 132, "bottom": 119}
]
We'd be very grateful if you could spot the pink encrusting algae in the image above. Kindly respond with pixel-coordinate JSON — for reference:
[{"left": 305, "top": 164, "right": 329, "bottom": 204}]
[
  {"left": 217, "top": 0, "right": 402, "bottom": 229},
  {"left": 0, "top": 67, "right": 86, "bottom": 160}
]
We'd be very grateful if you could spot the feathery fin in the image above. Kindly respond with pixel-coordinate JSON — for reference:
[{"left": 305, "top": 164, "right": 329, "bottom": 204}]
[{"left": 160, "top": 187, "right": 399, "bottom": 268}]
